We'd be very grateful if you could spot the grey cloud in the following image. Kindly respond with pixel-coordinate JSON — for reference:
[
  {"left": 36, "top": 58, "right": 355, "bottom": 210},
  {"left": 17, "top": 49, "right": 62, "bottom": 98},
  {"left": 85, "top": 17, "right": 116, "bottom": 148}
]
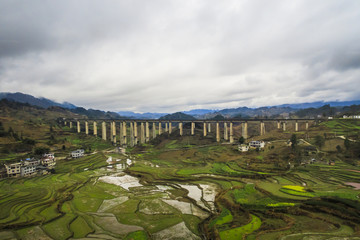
[{"left": 1, "top": 0, "right": 360, "bottom": 112}]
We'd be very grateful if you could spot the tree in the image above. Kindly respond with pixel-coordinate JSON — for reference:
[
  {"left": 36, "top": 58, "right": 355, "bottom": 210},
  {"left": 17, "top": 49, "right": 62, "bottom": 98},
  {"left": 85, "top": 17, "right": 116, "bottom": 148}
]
[
  {"left": 238, "top": 136, "right": 245, "bottom": 144},
  {"left": 344, "top": 138, "right": 351, "bottom": 151},
  {"left": 290, "top": 134, "right": 297, "bottom": 150},
  {"left": 336, "top": 145, "right": 342, "bottom": 153},
  {"left": 314, "top": 135, "right": 325, "bottom": 149},
  {"left": 34, "top": 147, "right": 50, "bottom": 155}
]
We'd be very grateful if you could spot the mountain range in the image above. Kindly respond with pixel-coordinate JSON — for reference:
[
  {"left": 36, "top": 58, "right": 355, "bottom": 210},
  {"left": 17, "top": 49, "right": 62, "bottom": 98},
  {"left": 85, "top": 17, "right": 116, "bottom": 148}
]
[{"left": 1, "top": 92, "right": 360, "bottom": 119}]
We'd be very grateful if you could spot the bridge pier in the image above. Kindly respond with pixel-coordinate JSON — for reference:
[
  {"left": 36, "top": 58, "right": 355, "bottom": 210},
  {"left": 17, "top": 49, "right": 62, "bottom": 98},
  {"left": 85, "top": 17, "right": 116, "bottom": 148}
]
[
  {"left": 242, "top": 121, "right": 248, "bottom": 139},
  {"left": 295, "top": 121, "right": 298, "bottom": 132},
  {"left": 153, "top": 122, "right": 157, "bottom": 138},
  {"left": 130, "top": 122, "right": 134, "bottom": 147},
  {"left": 102, "top": 121, "right": 106, "bottom": 140},
  {"left": 70, "top": 122, "right": 73, "bottom": 129},
  {"left": 85, "top": 121, "right": 89, "bottom": 135},
  {"left": 120, "top": 122, "right": 123, "bottom": 145},
  {"left": 203, "top": 122, "right": 207, "bottom": 137},
  {"left": 134, "top": 122, "right": 138, "bottom": 144},
  {"left": 169, "top": 122, "right": 172, "bottom": 134},
  {"left": 224, "top": 122, "right": 228, "bottom": 140},
  {"left": 216, "top": 122, "right": 220, "bottom": 142},
  {"left": 145, "top": 122, "right": 149, "bottom": 142},
  {"left": 260, "top": 121, "right": 265, "bottom": 136},
  {"left": 77, "top": 121, "right": 80, "bottom": 133},
  {"left": 140, "top": 122, "right": 145, "bottom": 144},
  {"left": 306, "top": 121, "right": 309, "bottom": 130},
  {"left": 179, "top": 122, "right": 183, "bottom": 136},
  {"left": 112, "top": 121, "right": 116, "bottom": 144},
  {"left": 93, "top": 122, "right": 97, "bottom": 136},
  {"left": 229, "top": 122, "right": 234, "bottom": 143},
  {"left": 191, "top": 122, "right": 195, "bottom": 135},
  {"left": 122, "top": 122, "right": 127, "bottom": 145},
  {"left": 208, "top": 123, "right": 211, "bottom": 133},
  {"left": 283, "top": 122, "right": 286, "bottom": 131},
  {"left": 277, "top": 121, "right": 281, "bottom": 129},
  {"left": 165, "top": 123, "right": 168, "bottom": 132},
  {"left": 159, "top": 122, "right": 162, "bottom": 135}
]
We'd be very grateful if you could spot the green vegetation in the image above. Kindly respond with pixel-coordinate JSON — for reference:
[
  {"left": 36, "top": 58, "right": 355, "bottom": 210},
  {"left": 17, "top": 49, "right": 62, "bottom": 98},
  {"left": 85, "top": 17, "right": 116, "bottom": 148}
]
[
  {"left": 219, "top": 214, "right": 261, "bottom": 240},
  {"left": 1, "top": 105, "right": 360, "bottom": 240}
]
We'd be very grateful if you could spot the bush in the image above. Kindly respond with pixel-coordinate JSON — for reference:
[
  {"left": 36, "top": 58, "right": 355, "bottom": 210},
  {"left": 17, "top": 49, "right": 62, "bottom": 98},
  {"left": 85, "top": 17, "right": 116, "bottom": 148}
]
[{"left": 34, "top": 147, "right": 50, "bottom": 155}]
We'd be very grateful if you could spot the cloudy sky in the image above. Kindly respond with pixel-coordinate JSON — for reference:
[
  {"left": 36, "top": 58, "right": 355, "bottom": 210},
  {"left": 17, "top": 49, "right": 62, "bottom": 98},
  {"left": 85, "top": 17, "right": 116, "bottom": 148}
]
[{"left": 1, "top": 0, "right": 360, "bottom": 112}]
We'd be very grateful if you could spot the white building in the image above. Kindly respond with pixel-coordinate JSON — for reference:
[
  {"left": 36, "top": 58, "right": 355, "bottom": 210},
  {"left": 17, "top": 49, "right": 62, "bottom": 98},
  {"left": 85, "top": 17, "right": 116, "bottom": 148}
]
[
  {"left": 71, "top": 149, "right": 84, "bottom": 158},
  {"left": 42, "top": 153, "right": 56, "bottom": 168},
  {"left": 238, "top": 144, "right": 249, "bottom": 152},
  {"left": 249, "top": 141, "right": 265, "bottom": 148}
]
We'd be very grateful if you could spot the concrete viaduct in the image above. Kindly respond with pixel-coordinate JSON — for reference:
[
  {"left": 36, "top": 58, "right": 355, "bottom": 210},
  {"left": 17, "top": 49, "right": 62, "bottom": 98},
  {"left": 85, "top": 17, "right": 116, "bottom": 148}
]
[{"left": 64, "top": 119, "right": 314, "bottom": 147}]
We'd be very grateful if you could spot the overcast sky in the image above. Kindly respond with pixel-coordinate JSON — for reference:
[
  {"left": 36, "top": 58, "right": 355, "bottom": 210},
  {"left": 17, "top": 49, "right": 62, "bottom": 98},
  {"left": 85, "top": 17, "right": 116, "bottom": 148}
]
[{"left": 1, "top": 0, "right": 360, "bottom": 113}]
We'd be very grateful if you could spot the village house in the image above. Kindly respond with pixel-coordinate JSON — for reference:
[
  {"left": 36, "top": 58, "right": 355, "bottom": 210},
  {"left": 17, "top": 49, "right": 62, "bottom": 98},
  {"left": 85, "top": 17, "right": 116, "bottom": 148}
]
[
  {"left": 238, "top": 144, "right": 249, "bottom": 152},
  {"left": 343, "top": 115, "right": 360, "bottom": 119},
  {"left": 249, "top": 140, "right": 265, "bottom": 148},
  {"left": 4, "top": 154, "right": 56, "bottom": 178},
  {"left": 71, "top": 149, "right": 84, "bottom": 158},
  {"left": 42, "top": 153, "right": 56, "bottom": 168},
  {"left": 5, "top": 162, "right": 22, "bottom": 178}
]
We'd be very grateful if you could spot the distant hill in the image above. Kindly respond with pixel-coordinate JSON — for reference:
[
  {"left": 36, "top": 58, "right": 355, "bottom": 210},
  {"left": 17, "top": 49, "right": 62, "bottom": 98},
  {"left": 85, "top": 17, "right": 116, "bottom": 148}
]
[
  {"left": 0, "top": 92, "right": 77, "bottom": 109},
  {"left": 159, "top": 112, "right": 196, "bottom": 121},
  {"left": 200, "top": 106, "right": 295, "bottom": 119},
  {"left": 117, "top": 111, "right": 167, "bottom": 119},
  {"left": 0, "top": 98, "right": 83, "bottom": 121},
  {"left": 71, "top": 107, "right": 126, "bottom": 120},
  {"left": 277, "top": 100, "right": 360, "bottom": 109}
]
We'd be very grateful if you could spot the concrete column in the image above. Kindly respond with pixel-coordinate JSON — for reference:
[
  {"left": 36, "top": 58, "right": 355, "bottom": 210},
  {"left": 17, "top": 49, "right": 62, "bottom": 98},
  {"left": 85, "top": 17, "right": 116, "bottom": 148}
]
[
  {"left": 122, "top": 122, "right": 127, "bottom": 145},
  {"left": 77, "top": 121, "right": 80, "bottom": 133},
  {"left": 102, "top": 121, "right": 106, "bottom": 140},
  {"left": 159, "top": 122, "right": 162, "bottom": 135},
  {"left": 169, "top": 122, "right": 172, "bottom": 134},
  {"left": 112, "top": 121, "right": 116, "bottom": 144},
  {"left": 224, "top": 122, "right": 228, "bottom": 140},
  {"left": 216, "top": 122, "right": 220, "bottom": 142},
  {"left": 120, "top": 122, "right": 124, "bottom": 145},
  {"left": 191, "top": 122, "right": 195, "bottom": 135},
  {"left": 93, "top": 122, "right": 97, "bottom": 136},
  {"left": 260, "top": 121, "right": 265, "bottom": 136},
  {"left": 130, "top": 122, "right": 134, "bottom": 147},
  {"left": 165, "top": 123, "right": 168, "bottom": 132},
  {"left": 306, "top": 121, "right": 309, "bottom": 130},
  {"left": 70, "top": 122, "right": 73, "bottom": 129},
  {"left": 208, "top": 122, "right": 211, "bottom": 133},
  {"left": 277, "top": 121, "right": 281, "bottom": 129},
  {"left": 153, "top": 122, "right": 156, "bottom": 139},
  {"left": 242, "top": 121, "right": 248, "bottom": 139},
  {"left": 145, "top": 122, "right": 150, "bottom": 142},
  {"left": 134, "top": 122, "right": 138, "bottom": 144},
  {"left": 179, "top": 122, "right": 183, "bottom": 136},
  {"left": 85, "top": 121, "right": 89, "bottom": 135},
  {"left": 203, "top": 122, "right": 207, "bottom": 137},
  {"left": 140, "top": 122, "right": 145, "bottom": 144},
  {"left": 229, "top": 122, "right": 234, "bottom": 143},
  {"left": 283, "top": 122, "right": 286, "bottom": 131},
  {"left": 295, "top": 121, "right": 299, "bottom": 132}
]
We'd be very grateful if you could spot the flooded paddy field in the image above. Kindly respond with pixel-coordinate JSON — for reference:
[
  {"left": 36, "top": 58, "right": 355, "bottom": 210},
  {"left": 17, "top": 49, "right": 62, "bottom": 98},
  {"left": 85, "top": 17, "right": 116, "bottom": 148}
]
[{"left": 1, "top": 142, "right": 360, "bottom": 240}]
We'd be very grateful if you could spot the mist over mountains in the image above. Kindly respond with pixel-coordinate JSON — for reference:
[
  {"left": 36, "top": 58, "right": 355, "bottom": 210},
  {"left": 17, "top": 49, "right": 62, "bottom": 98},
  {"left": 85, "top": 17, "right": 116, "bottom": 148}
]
[{"left": 1, "top": 92, "right": 360, "bottom": 119}]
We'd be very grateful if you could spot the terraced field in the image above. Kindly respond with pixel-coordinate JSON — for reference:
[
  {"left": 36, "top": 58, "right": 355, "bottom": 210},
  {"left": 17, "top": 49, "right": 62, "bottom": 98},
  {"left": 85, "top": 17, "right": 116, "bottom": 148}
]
[{"left": 1, "top": 120, "right": 360, "bottom": 239}]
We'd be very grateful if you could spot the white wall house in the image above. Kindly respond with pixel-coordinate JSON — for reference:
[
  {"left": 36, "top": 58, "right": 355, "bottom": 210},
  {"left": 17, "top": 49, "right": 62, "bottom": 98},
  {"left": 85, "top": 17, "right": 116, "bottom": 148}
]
[
  {"left": 42, "top": 153, "right": 56, "bottom": 168},
  {"left": 249, "top": 141, "right": 265, "bottom": 148},
  {"left": 238, "top": 144, "right": 249, "bottom": 152},
  {"left": 71, "top": 149, "right": 85, "bottom": 158}
]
